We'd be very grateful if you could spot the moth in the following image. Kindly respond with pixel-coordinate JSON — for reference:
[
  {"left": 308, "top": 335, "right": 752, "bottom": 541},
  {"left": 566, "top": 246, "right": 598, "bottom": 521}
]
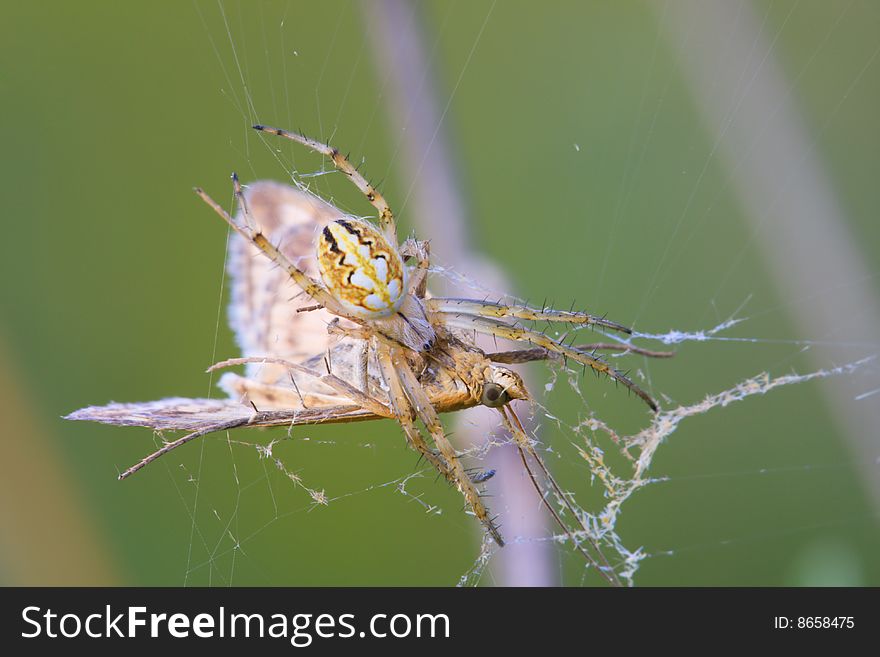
[{"left": 67, "top": 126, "right": 667, "bottom": 584}]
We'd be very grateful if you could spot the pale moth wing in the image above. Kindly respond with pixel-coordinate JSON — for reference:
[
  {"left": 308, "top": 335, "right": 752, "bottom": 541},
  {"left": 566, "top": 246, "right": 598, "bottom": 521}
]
[{"left": 67, "top": 182, "right": 371, "bottom": 429}]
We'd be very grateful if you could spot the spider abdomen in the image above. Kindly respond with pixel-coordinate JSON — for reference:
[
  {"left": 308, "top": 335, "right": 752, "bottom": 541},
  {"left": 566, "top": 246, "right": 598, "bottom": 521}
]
[{"left": 317, "top": 219, "right": 405, "bottom": 318}]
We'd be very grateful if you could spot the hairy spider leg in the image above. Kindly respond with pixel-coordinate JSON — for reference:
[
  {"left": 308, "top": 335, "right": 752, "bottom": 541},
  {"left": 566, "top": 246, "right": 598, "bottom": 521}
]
[
  {"left": 487, "top": 343, "right": 674, "bottom": 364},
  {"left": 195, "top": 183, "right": 346, "bottom": 317},
  {"left": 438, "top": 313, "right": 659, "bottom": 412},
  {"left": 376, "top": 342, "right": 504, "bottom": 546},
  {"left": 253, "top": 124, "right": 398, "bottom": 243},
  {"left": 426, "top": 298, "right": 633, "bottom": 334}
]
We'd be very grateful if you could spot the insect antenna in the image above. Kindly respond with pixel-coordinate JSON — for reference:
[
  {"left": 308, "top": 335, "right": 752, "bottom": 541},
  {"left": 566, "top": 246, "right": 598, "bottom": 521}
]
[
  {"left": 118, "top": 417, "right": 251, "bottom": 481},
  {"left": 502, "top": 406, "right": 623, "bottom": 587}
]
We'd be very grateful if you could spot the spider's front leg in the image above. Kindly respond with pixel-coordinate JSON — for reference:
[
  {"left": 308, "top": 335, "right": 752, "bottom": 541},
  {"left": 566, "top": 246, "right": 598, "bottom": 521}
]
[
  {"left": 439, "top": 313, "right": 659, "bottom": 412},
  {"left": 252, "top": 124, "right": 398, "bottom": 243},
  {"left": 487, "top": 343, "right": 675, "bottom": 364},
  {"left": 376, "top": 341, "right": 504, "bottom": 546},
  {"left": 207, "top": 355, "right": 394, "bottom": 419},
  {"left": 195, "top": 178, "right": 347, "bottom": 317},
  {"left": 426, "top": 297, "right": 633, "bottom": 334}
]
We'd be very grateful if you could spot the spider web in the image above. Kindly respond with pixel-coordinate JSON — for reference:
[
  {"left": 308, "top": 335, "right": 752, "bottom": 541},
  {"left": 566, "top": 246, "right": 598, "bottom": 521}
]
[{"left": 164, "top": 0, "right": 880, "bottom": 586}]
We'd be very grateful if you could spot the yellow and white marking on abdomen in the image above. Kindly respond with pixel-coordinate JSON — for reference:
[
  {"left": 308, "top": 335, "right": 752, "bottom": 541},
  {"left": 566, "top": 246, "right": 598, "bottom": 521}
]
[{"left": 317, "top": 219, "right": 405, "bottom": 318}]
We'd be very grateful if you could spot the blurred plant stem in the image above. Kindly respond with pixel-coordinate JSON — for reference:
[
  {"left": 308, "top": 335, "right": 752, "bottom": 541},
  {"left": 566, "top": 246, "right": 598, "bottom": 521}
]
[{"left": 361, "top": 0, "right": 556, "bottom": 586}]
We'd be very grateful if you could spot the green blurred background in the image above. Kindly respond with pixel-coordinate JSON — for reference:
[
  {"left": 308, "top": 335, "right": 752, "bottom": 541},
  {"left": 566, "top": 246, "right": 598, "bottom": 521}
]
[{"left": 1, "top": 0, "right": 878, "bottom": 586}]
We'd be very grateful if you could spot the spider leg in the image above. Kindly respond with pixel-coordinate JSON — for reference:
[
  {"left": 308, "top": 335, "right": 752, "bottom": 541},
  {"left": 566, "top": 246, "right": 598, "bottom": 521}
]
[
  {"left": 426, "top": 298, "right": 632, "bottom": 334},
  {"left": 439, "top": 313, "right": 659, "bottom": 412},
  {"left": 253, "top": 124, "right": 397, "bottom": 242},
  {"left": 500, "top": 406, "right": 622, "bottom": 587},
  {"left": 393, "top": 351, "right": 504, "bottom": 546},
  {"left": 376, "top": 342, "right": 505, "bottom": 546},
  {"left": 114, "top": 401, "right": 395, "bottom": 481},
  {"left": 118, "top": 417, "right": 250, "bottom": 480},
  {"left": 487, "top": 343, "right": 675, "bottom": 364},
  {"left": 195, "top": 183, "right": 345, "bottom": 315},
  {"left": 374, "top": 343, "right": 451, "bottom": 474},
  {"left": 326, "top": 318, "right": 372, "bottom": 341},
  {"left": 207, "top": 356, "right": 394, "bottom": 419},
  {"left": 400, "top": 238, "right": 430, "bottom": 297},
  {"left": 116, "top": 352, "right": 400, "bottom": 480}
]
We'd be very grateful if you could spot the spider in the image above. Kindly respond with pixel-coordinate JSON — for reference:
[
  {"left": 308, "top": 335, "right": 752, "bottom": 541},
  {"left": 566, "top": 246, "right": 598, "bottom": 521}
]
[{"left": 67, "top": 125, "right": 670, "bottom": 585}]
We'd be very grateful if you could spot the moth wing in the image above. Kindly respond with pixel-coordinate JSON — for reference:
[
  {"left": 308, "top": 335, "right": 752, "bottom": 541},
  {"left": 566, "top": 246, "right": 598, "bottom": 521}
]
[
  {"left": 228, "top": 181, "right": 346, "bottom": 385},
  {"left": 65, "top": 397, "right": 378, "bottom": 432},
  {"left": 67, "top": 183, "right": 378, "bottom": 432},
  {"left": 65, "top": 398, "right": 252, "bottom": 431}
]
